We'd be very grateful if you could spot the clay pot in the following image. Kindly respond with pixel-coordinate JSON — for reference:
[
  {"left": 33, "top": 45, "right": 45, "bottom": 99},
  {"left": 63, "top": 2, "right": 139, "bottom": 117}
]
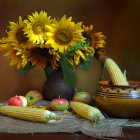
[
  {"left": 42, "top": 68, "right": 75, "bottom": 101},
  {"left": 94, "top": 81, "right": 140, "bottom": 118}
]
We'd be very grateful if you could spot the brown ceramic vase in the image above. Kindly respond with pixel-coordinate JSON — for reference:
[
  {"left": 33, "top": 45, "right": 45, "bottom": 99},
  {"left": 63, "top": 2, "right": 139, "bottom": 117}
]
[
  {"left": 95, "top": 81, "right": 140, "bottom": 118},
  {"left": 42, "top": 68, "right": 75, "bottom": 101}
]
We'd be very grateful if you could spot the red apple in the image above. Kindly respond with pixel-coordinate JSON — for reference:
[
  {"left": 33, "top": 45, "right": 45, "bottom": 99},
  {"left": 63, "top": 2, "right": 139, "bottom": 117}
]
[
  {"left": 25, "top": 90, "right": 43, "bottom": 105},
  {"left": 8, "top": 96, "right": 27, "bottom": 107},
  {"left": 50, "top": 98, "right": 69, "bottom": 111},
  {"left": 72, "top": 92, "right": 91, "bottom": 104}
]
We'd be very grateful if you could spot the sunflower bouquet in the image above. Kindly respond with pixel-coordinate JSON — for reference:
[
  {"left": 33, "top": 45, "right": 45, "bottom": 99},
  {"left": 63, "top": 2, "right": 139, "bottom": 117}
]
[{"left": 0, "top": 11, "right": 106, "bottom": 87}]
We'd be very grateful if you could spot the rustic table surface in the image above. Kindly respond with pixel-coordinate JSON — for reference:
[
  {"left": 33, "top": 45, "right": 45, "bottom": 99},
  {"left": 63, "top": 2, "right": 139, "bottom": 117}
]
[{"left": 1, "top": 127, "right": 140, "bottom": 140}]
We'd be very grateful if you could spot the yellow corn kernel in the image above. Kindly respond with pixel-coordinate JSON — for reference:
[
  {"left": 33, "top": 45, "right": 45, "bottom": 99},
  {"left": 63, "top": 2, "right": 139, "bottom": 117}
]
[
  {"left": 0, "top": 106, "right": 61, "bottom": 122},
  {"left": 70, "top": 101, "right": 104, "bottom": 121},
  {"left": 105, "top": 58, "right": 129, "bottom": 86}
]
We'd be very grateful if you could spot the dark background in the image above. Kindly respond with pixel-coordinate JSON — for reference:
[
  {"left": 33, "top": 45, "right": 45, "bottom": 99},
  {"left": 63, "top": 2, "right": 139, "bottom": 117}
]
[{"left": 0, "top": 0, "right": 140, "bottom": 101}]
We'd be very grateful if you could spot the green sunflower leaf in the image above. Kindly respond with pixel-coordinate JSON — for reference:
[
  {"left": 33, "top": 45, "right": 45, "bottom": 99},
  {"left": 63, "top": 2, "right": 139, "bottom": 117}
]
[
  {"left": 78, "top": 54, "right": 92, "bottom": 70},
  {"left": 60, "top": 53, "right": 77, "bottom": 88},
  {"left": 19, "top": 62, "right": 35, "bottom": 75},
  {"left": 67, "top": 42, "right": 90, "bottom": 58}
]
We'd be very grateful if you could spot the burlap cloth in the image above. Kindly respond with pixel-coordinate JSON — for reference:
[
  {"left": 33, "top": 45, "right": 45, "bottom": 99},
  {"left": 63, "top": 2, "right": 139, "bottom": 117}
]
[{"left": 0, "top": 101, "right": 139, "bottom": 138}]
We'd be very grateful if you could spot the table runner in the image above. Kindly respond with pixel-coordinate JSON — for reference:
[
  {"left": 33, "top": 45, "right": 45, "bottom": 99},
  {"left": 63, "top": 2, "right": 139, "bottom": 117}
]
[{"left": 0, "top": 101, "right": 139, "bottom": 138}]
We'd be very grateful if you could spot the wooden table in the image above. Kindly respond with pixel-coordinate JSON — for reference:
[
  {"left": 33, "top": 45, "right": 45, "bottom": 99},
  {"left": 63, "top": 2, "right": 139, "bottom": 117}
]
[{"left": 1, "top": 127, "right": 140, "bottom": 140}]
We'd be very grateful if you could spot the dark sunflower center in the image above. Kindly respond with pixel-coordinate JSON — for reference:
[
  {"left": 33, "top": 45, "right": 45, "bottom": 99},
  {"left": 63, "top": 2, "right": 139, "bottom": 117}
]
[
  {"left": 82, "top": 33, "right": 93, "bottom": 45},
  {"left": 32, "top": 22, "right": 45, "bottom": 34},
  {"left": 55, "top": 29, "right": 72, "bottom": 44},
  {"left": 16, "top": 28, "right": 28, "bottom": 43},
  {"left": 31, "top": 47, "right": 51, "bottom": 59}
]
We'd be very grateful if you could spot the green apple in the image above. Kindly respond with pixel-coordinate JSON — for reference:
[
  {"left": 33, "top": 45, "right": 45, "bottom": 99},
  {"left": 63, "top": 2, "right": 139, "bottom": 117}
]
[
  {"left": 72, "top": 92, "right": 91, "bottom": 104},
  {"left": 25, "top": 90, "right": 43, "bottom": 105}
]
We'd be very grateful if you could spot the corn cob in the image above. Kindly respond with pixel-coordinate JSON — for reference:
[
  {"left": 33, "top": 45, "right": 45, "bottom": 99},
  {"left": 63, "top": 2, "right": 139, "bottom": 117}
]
[
  {"left": 0, "top": 106, "right": 61, "bottom": 122},
  {"left": 70, "top": 101, "right": 104, "bottom": 121},
  {"left": 105, "top": 57, "right": 129, "bottom": 86}
]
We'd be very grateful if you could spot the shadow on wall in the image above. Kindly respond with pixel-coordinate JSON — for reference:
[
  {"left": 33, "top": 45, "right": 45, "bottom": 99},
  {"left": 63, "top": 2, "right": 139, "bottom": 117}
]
[{"left": 0, "top": 0, "right": 140, "bottom": 101}]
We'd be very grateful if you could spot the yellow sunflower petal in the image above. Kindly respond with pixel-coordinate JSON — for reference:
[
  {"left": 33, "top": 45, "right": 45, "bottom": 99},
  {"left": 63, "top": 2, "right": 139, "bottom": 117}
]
[
  {"left": 74, "top": 55, "right": 80, "bottom": 65},
  {"left": 23, "top": 11, "right": 52, "bottom": 44},
  {"left": 83, "top": 25, "right": 93, "bottom": 33},
  {"left": 76, "top": 50, "right": 86, "bottom": 61},
  {"left": 92, "top": 32, "right": 106, "bottom": 49},
  {"left": 1, "top": 43, "right": 28, "bottom": 69},
  {"left": 45, "top": 15, "right": 84, "bottom": 53},
  {"left": 7, "top": 16, "right": 32, "bottom": 49}
]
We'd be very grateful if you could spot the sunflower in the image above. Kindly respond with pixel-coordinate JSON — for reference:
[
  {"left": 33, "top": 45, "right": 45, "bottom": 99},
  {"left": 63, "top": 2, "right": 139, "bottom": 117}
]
[
  {"left": 1, "top": 43, "right": 28, "bottom": 69},
  {"left": 70, "top": 46, "right": 94, "bottom": 65},
  {"left": 92, "top": 32, "right": 106, "bottom": 49},
  {"left": 46, "top": 15, "right": 84, "bottom": 53},
  {"left": 83, "top": 25, "right": 93, "bottom": 34},
  {"left": 92, "top": 32, "right": 106, "bottom": 56},
  {"left": 26, "top": 45, "right": 60, "bottom": 68},
  {"left": 82, "top": 25, "right": 106, "bottom": 49},
  {"left": 81, "top": 46, "right": 95, "bottom": 57},
  {"left": 24, "top": 11, "right": 52, "bottom": 44},
  {"left": 7, "top": 16, "right": 32, "bottom": 49},
  {"left": 0, "top": 37, "right": 10, "bottom": 44},
  {"left": 82, "top": 25, "right": 93, "bottom": 45},
  {"left": 0, "top": 37, "right": 11, "bottom": 50},
  {"left": 49, "top": 49, "right": 60, "bottom": 69},
  {"left": 74, "top": 50, "right": 87, "bottom": 65}
]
